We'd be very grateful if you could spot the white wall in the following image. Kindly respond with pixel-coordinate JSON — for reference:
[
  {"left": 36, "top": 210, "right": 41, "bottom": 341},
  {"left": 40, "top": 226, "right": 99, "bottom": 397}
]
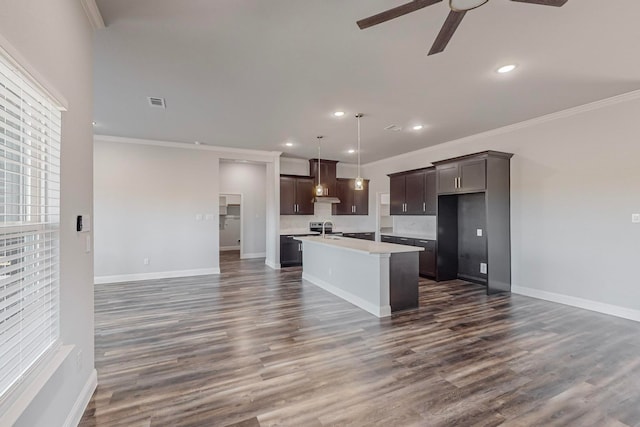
[
  {"left": 0, "top": 1, "right": 96, "bottom": 426},
  {"left": 94, "top": 140, "right": 221, "bottom": 279},
  {"left": 362, "top": 93, "right": 640, "bottom": 318},
  {"left": 220, "top": 162, "right": 267, "bottom": 257}
]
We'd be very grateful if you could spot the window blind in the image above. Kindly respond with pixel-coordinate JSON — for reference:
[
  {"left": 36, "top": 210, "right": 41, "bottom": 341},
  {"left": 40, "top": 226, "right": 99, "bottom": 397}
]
[{"left": 0, "top": 55, "right": 61, "bottom": 398}]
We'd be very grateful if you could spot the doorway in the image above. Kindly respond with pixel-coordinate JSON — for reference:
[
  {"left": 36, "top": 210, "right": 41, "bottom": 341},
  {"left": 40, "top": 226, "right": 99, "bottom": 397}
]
[{"left": 219, "top": 193, "right": 242, "bottom": 261}]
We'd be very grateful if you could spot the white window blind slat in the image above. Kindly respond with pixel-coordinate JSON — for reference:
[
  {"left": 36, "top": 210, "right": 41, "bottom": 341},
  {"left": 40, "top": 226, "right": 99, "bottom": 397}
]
[{"left": 0, "top": 52, "right": 61, "bottom": 399}]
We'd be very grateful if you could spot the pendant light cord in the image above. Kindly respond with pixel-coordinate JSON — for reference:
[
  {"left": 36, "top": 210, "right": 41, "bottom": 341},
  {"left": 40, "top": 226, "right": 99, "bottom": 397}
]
[{"left": 356, "top": 114, "right": 362, "bottom": 178}]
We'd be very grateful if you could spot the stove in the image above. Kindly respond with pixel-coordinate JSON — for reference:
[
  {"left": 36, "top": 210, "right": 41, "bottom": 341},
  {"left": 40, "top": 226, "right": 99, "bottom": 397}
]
[{"left": 309, "top": 221, "right": 342, "bottom": 235}]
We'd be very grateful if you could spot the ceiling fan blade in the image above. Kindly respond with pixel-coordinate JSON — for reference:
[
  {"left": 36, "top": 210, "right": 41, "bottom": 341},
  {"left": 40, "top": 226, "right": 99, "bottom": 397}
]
[
  {"left": 357, "top": 0, "right": 443, "bottom": 30},
  {"left": 510, "top": 0, "right": 568, "bottom": 6},
  {"left": 428, "top": 10, "right": 466, "bottom": 55}
]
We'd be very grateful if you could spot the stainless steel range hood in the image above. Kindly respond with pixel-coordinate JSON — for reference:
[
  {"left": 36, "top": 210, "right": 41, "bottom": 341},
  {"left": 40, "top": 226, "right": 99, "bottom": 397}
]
[{"left": 312, "top": 196, "right": 341, "bottom": 204}]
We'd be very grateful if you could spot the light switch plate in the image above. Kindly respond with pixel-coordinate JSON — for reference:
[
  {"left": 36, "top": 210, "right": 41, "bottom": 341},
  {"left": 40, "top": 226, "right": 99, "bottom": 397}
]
[
  {"left": 632, "top": 213, "right": 640, "bottom": 223},
  {"left": 195, "top": 214, "right": 203, "bottom": 221},
  {"left": 476, "top": 229, "right": 483, "bottom": 237},
  {"left": 480, "top": 263, "right": 487, "bottom": 274}
]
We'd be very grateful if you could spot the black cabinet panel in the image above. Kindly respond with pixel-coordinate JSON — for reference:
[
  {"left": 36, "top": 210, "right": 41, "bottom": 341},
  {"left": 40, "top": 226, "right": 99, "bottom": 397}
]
[
  {"left": 437, "top": 164, "right": 459, "bottom": 194},
  {"left": 296, "top": 178, "right": 315, "bottom": 214},
  {"left": 280, "top": 235, "right": 303, "bottom": 266},
  {"left": 415, "top": 239, "right": 436, "bottom": 278},
  {"left": 280, "top": 177, "right": 296, "bottom": 215}
]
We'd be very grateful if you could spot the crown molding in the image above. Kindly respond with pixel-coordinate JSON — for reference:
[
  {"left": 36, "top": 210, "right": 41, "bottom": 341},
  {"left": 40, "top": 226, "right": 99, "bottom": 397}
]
[
  {"left": 364, "top": 89, "right": 640, "bottom": 168},
  {"left": 80, "top": 0, "right": 105, "bottom": 30},
  {"left": 94, "top": 134, "right": 282, "bottom": 162}
]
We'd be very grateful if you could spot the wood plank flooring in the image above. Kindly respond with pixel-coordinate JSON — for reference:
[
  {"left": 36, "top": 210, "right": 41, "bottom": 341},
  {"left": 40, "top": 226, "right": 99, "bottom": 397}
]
[{"left": 80, "top": 251, "right": 640, "bottom": 426}]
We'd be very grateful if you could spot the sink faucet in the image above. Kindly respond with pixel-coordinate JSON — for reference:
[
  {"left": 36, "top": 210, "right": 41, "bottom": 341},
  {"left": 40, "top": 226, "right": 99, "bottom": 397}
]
[{"left": 321, "top": 220, "right": 333, "bottom": 239}]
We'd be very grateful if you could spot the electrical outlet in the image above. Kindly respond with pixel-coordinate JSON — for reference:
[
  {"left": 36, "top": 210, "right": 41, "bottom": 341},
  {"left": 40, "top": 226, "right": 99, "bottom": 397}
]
[
  {"left": 195, "top": 214, "right": 203, "bottom": 221},
  {"left": 143, "top": 258, "right": 150, "bottom": 265},
  {"left": 632, "top": 213, "right": 640, "bottom": 223},
  {"left": 476, "top": 229, "right": 483, "bottom": 237},
  {"left": 205, "top": 214, "right": 214, "bottom": 221},
  {"left": 480, "top": 263, "right": 487, "bottom": 274}
]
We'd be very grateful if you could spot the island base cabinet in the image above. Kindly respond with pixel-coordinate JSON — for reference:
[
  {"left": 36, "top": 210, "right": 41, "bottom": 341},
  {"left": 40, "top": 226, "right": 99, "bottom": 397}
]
[
  {"left": 389, "top": 252, "right": 419, "bottom": 312},
  {"left": 280, "top": 235, "right": 303, "bottom": 267}
]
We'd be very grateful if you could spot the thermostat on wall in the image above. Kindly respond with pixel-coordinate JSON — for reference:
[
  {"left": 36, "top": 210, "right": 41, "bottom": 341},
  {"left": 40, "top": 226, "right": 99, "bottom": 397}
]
[{"left": 76, "top": 215, "right": 91, "bottom": 232}]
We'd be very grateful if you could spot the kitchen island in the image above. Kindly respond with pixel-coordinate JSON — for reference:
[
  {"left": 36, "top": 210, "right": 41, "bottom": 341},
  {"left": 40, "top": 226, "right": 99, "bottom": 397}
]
[{"left": 295, "top": 236, "right": 423, "bottom": 318}]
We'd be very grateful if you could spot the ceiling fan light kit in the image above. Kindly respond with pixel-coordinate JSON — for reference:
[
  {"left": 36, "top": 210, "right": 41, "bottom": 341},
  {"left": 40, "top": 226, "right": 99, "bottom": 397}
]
[
  {"left": 357, "top": 0, "right": 569, "bottom": 55},
  {"left": 450, "top": 0, "right": 489, "bottom": 12}
]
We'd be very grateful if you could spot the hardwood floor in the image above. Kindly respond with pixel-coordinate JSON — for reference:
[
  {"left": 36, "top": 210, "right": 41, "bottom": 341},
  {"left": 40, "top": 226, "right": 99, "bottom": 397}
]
[{"left": 80, "top": 251, "right": 640, "bottom": 426}]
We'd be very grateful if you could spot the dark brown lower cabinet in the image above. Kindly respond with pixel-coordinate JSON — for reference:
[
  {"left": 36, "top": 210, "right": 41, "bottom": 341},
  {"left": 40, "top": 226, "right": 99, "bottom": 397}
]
[
  {"left": 381, "top": 235, "right": 436, "bottom": 278},
  {"left": 414, "top": 239, "right": 436, "bottom": 278},
  {"left": 343, "top": 232, "right": 375, "bottom": 241},
  {"left": 280, "top": 235, "right": 303, "bottom": 267}
]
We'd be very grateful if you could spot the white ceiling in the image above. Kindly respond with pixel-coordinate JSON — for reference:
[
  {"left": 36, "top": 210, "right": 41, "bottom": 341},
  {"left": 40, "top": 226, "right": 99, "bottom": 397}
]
[{"left": 93, "top": 0, "right": 640, "bottom": 163}]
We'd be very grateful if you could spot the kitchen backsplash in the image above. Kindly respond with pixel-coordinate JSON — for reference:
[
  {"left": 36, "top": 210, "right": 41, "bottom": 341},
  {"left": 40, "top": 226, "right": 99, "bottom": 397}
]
[
  {"left": 280, "top": 203, "right": 369, "bottom": 231},
  {"left": 393, "top": 215, "right": 436, "bottom": 237}
]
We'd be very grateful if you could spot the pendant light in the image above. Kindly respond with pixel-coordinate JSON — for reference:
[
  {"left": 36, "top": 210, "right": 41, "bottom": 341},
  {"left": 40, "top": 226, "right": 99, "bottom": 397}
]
[
  {"left": 354, "top": 113, "right": 364, "bottom": 191},
  {"left": 315, "top": 136, "right": 325, "bottom": 197}
]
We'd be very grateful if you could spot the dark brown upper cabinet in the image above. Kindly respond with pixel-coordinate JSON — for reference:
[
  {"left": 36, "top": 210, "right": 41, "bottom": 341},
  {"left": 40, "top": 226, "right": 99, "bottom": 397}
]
[
  {"left": 435, "top": 157, "right": 487, "bottom": 194},
  {"left": 332, "top": 178, "right": 369, "bottom": 215},
  {"left": 309, "top": 159, "right": 338, "bottom": 197},
  {"left": 388, "top": 167, "right": 436, "bottom": 215},
  {"left": 280, "top": 175, "right": 314, "bottom": 215}
]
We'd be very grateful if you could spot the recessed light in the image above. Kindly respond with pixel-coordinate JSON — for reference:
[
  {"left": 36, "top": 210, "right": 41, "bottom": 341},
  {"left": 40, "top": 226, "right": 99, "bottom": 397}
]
[
  {"left": 348, "top": 149, "right": 355, "bottom": 154},
  {"left": 92, "top": 121, "right": 97, "bottom": 126},
  {"left": 285, "top": 142, "right": 293, "bottom": 147},
  {"left": 194, "top": 141, "right": 201, "bottom": 145},
  {"left": 497, "top": 64, "right": 517, "bottom": 74},
  {"left": 412, "top": 125, "right": 424, "bottom": 131},
  {"left": 333, "top": 111, "right": 345, "bottom": 117}
]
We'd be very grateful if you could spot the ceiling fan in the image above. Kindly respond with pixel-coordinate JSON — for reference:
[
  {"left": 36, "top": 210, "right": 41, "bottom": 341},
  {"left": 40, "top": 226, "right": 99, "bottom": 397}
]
[{"left": 357, "top": 0, "right": 568, "bottom": 55}]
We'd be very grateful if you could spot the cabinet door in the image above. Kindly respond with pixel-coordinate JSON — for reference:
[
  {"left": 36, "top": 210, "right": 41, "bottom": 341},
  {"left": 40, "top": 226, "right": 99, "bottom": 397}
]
[
  {"left": 280, "top": 177, "right": 296, "bottom": 215},
  {"left": 405, "top": 171, "right": 425, "bottom": 215},
  {"left": 280, "top": 236, "right": 302, "bottom": 266},
  {"left": 381, "top": 235, "right": 397, "bottom": 243},
  {"left": 416, "top": 239, "right": 436, "bottom": 277},
  {"left": 333, "top": 179, "right": 353, "bottom": 215},
  {"left": 353, "top": 179, "right": 369, "bottom": 215},
  {"left": 358, "top": 232, "right": 375, "bottom": 241},
  {"left": 389, "top": 175, "right": 406, "bottom": 215},
  {"left": 424, "top": 170, "right": 437, "bottom": 215},
  {"left": 396, "top": 237, "right": 416, "bottom": 246},
  {"left": 459, "top": 159, "right": 486, "bottom": 193},
  {"left": 437, "top": 164, "right": 459, "bottom": 194},
  {"left": 295, "top": 178, "right": 315, "bottom": 215}
]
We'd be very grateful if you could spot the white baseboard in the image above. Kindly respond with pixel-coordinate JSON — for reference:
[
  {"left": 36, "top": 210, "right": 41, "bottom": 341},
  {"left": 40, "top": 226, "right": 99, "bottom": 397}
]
[
  {"left": 220, "top": 246, "right": 240, "bottom": 251},
  {"left": 94, "top": 267, "right": 220, "bottom": 284},
  {"left": 302, "top": 272, "right": 391, "bottom": 318},
  {"left": 63, "top": 368, "right": 97, "bottom": 427},
  {"left": 512, "top": 285, "right": 640, "bottom": 323},
  {"left": 241, "top": 252, "right": 266, "bottom": 259},
  {"left": 265, "top": 259, "right": 280, "bottom": 270}
]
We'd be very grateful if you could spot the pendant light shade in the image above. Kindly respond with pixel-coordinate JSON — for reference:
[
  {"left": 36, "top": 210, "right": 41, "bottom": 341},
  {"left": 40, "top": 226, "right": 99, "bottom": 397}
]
[
  {"left": 315, "top": 136, "right": 325, "bottom": 197},
  {"left": 354, "top": 113, "right": 364, "bottom": 191}
]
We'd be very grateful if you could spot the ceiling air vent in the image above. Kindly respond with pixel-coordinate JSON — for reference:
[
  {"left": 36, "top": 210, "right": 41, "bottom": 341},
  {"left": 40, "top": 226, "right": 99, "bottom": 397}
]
[
  {"left": 148, "top": 97, "right": 166, "bottom": 109},
  {"left": 384, "top": 124, "right": 402, "bottom": 132}
]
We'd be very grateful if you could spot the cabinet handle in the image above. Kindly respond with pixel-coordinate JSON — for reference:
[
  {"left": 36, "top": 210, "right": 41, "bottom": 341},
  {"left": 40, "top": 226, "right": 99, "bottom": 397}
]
[
  {"left": 423, "top": 202, "right": 426, "bottom": 212},
  {"left": 298, "top": 243, "right": 301, "bottom": 251}
]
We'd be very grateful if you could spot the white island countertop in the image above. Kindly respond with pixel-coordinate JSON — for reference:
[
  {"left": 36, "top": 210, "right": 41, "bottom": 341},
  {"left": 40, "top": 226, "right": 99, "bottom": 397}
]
[{"left": 295, "top": 235, "right": 423, "bottom": 255}]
